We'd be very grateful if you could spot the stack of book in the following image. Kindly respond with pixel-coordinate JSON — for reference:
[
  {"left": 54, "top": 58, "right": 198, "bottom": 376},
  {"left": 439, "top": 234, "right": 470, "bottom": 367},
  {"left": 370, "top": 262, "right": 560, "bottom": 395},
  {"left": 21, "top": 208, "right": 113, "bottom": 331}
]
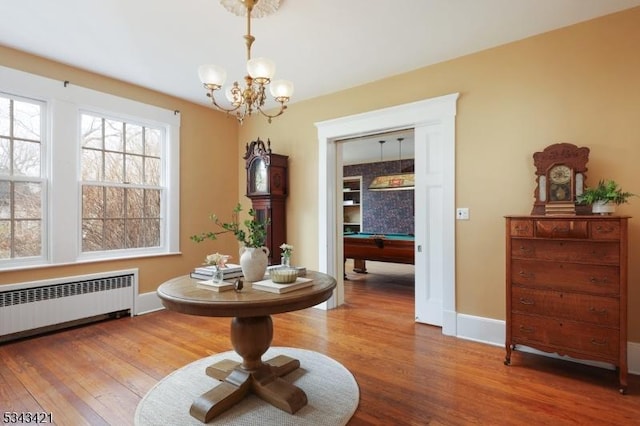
[
  {"left": 196, "top": 279, "right": 236, "bottom": 292},
  {"left": 190, "top": 264, "right": 243, "bottom": 280},
  {"left": 252, "top": 277, "right": 313, "bottom": 294}
]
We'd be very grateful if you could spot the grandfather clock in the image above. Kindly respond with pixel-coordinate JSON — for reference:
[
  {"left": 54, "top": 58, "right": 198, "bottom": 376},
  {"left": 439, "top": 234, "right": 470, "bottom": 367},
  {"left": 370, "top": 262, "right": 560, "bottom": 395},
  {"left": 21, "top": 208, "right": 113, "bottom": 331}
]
[{"left": 244, "top": 138, "right": 288, "bottom": 265}]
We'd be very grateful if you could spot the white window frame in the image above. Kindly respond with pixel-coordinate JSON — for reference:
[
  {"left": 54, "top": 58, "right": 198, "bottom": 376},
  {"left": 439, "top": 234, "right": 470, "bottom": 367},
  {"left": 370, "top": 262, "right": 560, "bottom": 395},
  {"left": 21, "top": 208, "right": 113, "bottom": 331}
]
[
  {"left": 0, "top": 65, "right": 180, "bottom": 270},
  {"left": 0, "top": 93, "right": 47, "bottom": 267}
]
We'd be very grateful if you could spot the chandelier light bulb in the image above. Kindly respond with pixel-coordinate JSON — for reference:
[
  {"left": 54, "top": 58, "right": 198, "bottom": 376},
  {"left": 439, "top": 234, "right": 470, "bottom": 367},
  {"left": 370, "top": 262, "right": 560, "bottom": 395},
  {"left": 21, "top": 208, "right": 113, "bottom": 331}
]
[
  {"left": 198, "top": 64, "right": 227, "bottom": 89},
  {"left": 247, "top": 57, "right": 275, "bottom": 82},
  {"left": 270, "top": 79, "right": 294, "bottom": 101}
]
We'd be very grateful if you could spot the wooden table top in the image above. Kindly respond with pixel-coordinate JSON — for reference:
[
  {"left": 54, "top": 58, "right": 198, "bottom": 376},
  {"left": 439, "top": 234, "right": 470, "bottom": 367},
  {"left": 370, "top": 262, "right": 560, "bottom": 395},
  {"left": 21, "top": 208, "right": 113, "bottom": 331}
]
[{"left": 157, "top": 271, "right": 336, "bottom": 318}]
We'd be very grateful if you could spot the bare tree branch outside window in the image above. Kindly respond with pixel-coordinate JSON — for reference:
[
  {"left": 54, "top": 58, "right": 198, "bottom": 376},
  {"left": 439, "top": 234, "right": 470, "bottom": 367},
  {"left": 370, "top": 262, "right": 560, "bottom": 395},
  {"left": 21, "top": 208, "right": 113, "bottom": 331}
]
[
  {"left": 0, "top": 95, "right": 43, "bottom": 260},
  {"left": 80, "top": 113, "right": 163, "bottom": 252}
]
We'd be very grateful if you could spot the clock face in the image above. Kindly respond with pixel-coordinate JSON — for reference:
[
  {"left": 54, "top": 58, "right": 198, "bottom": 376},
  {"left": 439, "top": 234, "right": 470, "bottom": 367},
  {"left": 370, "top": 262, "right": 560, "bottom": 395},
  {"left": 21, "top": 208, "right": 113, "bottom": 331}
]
[
  {"left": 249, "top": 158, "right": 268, "bottom": 193},
  {"left": 549, "top": 165, "right": 571, "bottom": 184},
  {"left": 548, "top": 164, "right": 572, "bottom": 202}
]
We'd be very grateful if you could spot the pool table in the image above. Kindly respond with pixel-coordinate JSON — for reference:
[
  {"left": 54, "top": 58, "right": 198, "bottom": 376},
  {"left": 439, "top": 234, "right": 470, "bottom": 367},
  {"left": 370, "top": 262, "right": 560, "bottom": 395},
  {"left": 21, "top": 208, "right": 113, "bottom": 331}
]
[{"left": 343, "top": 232, "right": 415, "bottom": 273}]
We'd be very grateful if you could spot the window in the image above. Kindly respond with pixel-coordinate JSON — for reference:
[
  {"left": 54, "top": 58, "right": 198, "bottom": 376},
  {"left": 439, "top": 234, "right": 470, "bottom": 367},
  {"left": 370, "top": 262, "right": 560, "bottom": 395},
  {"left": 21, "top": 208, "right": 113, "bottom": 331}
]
[
  {"left": 0, "top": 65, "right": 180, "bottom": 270},
  {"left": 0, "top": 94, "right": 45, "bottom": 261},
  {"left": 80, "top": 113, "right": 163, "bottom": 252}
]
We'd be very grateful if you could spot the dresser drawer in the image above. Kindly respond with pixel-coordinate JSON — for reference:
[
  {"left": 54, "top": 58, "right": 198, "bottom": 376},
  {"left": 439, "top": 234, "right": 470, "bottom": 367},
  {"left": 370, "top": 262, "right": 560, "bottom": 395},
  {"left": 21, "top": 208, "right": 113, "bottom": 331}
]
[
  {"left": 590, "top": 221, "right": 621, "bottom": 240},
  {"left": 510, "top": 219, "right": 533, "bottom": 237},
  {"left": 511, "top": 313, "right": 619, "bottom": 360},
  {"left": 511, "top": 259, "right": 619, "bottom": 295},
  {"left": 535, "top": 220, "right": 588, "bottom": 238},
  {"left": 510, "top": 239, "right": 619, "bottom": 265},
  {"left": 511, "top": 287, "right": 620, "bottom": 327}
]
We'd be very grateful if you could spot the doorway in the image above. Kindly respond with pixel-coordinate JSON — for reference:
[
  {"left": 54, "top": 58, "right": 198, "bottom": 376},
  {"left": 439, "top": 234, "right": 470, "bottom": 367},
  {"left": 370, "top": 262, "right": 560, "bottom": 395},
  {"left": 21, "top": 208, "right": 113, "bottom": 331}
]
[
  {"left": 340, "top": 130, "right": 416, "bottom": 296},
  {"left": 316, "top": 93, "right": 459, "bottom": 335}
]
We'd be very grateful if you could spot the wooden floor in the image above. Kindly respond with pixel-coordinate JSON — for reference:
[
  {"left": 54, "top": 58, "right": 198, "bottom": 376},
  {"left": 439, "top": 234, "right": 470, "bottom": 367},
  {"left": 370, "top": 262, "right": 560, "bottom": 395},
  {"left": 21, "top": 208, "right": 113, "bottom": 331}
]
[{"left": 1, "top": 262, "right": 639, "bottom": 425}]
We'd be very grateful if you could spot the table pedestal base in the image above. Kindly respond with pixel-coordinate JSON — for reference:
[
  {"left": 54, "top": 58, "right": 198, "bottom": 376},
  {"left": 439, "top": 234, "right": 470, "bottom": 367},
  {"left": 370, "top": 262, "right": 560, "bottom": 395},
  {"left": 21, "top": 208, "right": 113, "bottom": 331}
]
[
  {"left": 189, "top": 354, "right": 307, "bottom": 422},
  {"left": 189, "top": 314, "right": 308, "bottom": 422}
]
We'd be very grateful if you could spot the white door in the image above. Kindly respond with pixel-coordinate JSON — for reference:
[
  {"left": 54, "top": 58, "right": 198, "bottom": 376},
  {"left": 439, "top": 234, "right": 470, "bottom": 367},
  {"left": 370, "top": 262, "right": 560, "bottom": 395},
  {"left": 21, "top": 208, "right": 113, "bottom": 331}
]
[{"left": 413, "top": 120, "right": 455, "bottom": 328}]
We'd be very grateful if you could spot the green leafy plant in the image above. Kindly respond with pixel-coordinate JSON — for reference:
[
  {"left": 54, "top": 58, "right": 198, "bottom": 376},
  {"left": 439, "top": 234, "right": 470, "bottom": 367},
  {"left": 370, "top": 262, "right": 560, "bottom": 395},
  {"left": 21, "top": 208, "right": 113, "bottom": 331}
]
[
  {"left": 191, "top": 203, "right": 268, "bottom": 248},
  {"left": 577, "top": 179, "right": 635, "bottom": 205}
]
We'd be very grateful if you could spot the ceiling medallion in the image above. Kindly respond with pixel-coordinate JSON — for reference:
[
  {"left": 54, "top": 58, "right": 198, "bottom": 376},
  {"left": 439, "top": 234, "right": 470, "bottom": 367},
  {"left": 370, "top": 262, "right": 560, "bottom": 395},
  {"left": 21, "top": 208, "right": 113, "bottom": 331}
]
[{"left": 220, "top": 0, "right": 280, "bottom": 18}]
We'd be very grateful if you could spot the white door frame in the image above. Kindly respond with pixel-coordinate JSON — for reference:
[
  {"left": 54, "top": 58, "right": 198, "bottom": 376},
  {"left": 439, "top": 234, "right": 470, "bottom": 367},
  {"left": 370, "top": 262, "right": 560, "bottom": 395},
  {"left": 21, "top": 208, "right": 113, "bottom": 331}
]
[{"left": 315, "top": 93, "right": 459, "bottom": 336}]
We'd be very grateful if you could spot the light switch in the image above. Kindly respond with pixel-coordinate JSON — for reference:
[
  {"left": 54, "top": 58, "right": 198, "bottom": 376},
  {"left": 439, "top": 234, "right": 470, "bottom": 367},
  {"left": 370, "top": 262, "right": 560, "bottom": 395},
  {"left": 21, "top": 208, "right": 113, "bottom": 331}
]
[{"left": 456, "top": 208, "right": 469, "bottom": 220}]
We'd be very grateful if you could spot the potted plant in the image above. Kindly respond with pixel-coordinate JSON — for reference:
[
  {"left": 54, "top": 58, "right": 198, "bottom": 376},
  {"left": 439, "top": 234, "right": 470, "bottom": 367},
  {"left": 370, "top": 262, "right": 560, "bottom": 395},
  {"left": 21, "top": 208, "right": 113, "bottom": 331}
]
[
  {"left": 191, "top": 203, "right": 270, "bottom": 281},
  {"left": 576, "top": 179, "right": 634, "bottom": 215}
]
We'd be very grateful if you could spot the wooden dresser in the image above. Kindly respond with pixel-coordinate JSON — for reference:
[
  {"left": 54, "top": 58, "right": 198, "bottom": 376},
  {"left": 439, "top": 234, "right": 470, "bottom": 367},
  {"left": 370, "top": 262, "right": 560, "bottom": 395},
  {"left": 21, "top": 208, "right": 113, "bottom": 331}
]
[{"left": 505, "top": 215, "right": 629, "bottom": 393}]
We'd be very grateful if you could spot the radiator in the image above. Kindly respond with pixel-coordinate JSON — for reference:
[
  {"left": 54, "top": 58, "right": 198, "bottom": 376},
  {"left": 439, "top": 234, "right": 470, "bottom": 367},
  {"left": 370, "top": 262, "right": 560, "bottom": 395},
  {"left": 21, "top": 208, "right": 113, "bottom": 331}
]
[{"left": 0, "top": 269, "right": 137, "bottom": 342}]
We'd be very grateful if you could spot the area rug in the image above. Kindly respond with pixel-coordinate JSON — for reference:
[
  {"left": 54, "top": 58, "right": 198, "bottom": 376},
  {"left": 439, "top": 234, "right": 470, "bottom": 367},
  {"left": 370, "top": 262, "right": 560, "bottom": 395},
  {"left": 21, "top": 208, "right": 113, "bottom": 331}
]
[{"left": 135, "top": 346, "right": 359, "bottom": 425}]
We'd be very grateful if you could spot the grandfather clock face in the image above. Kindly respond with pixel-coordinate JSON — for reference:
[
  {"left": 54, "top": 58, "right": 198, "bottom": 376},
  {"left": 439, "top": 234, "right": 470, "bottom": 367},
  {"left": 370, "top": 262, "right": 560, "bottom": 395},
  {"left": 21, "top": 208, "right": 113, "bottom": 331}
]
[{"left": 248, "top": 158, "right": 268, "bottom": 194}]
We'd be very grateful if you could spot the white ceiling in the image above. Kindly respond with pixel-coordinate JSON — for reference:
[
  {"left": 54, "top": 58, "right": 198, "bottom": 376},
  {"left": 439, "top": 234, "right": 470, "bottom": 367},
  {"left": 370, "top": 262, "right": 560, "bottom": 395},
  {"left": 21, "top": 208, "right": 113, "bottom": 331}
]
[
  {"left": 341, "top": 129, "right": 415, "bottom": 166},
  {"left": 2, "top": 0, "right": 639, "bottom": 163},
  {"left": 2, "top": 0, "right": 639, "bottom": 107}
]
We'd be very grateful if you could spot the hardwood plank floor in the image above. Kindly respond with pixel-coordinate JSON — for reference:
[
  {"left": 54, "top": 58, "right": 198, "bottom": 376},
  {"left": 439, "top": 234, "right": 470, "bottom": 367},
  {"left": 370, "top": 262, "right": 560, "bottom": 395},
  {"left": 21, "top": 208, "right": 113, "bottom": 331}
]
[{"left": 1, "top": 262, "right": 638, "bottom": 425}]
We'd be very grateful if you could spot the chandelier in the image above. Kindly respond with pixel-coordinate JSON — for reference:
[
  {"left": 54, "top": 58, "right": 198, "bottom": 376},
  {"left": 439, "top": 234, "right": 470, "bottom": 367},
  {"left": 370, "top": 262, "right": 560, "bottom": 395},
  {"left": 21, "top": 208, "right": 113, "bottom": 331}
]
[{"left": 198, "top": 0, "right": 293, "bottom": 124}]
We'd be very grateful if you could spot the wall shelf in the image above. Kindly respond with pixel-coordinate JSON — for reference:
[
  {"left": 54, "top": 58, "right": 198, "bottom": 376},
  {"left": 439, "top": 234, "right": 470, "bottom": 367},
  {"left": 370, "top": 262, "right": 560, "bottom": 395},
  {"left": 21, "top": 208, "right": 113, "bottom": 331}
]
[{"left": 343, "top": 176, "right": 362, "bottom": 233}]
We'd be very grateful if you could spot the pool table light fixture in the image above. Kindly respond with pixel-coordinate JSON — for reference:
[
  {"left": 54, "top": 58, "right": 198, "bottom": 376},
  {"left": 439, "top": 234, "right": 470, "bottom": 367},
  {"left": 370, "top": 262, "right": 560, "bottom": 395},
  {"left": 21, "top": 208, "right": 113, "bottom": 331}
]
[
  {"left": 369, "top": 173, "right": 415, "bottom": 191},
  {"left": 369, "top": 138, "right": 415, "bottom": 191}
]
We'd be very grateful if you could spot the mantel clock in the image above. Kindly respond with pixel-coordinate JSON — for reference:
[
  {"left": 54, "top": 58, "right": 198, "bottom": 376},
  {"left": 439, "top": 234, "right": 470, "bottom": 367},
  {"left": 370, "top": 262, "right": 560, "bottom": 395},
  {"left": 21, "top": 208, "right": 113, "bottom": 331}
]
[
  {"left": 531, "top": 142, "right": 590, "bottom": 215},
  {"left": 244, "top": 138, "right": 288, "bottom": 264}
]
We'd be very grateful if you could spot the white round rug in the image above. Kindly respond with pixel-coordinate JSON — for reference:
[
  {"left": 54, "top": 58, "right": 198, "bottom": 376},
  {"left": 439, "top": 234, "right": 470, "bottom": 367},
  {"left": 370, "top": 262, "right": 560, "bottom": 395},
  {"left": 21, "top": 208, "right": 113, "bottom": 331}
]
[{"left": 135, "top": 346, "right": 359, "bottom": 425}]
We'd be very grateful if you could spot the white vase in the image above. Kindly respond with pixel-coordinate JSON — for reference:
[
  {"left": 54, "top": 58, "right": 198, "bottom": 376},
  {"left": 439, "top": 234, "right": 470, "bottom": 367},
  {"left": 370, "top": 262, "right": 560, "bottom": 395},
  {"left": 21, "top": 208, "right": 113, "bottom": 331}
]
[
  {"left": 592, "top": 201, "right": 616, "bottom": 215},
  {"left": 239, "top": 246, "right": 270, "bottom": 282}
]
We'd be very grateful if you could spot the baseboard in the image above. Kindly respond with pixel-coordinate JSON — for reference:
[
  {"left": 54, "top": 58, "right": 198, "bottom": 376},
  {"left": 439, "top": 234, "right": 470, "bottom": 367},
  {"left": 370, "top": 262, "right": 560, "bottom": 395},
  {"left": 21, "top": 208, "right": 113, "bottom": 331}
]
[
  {"left": 442, "top": 309, "right": 458, "bottom": 336},
  {"left": 455, "top": 313, "right": 504, "bottom": 347},
  {"left": 135, "top": 291, "right": 164, "bottom": 315},
  {"left": 455, "top": 313, "right": 640, "bottom": 375},
  {"left": 629, "top": 341, "right": 640, "bottom": 375}
]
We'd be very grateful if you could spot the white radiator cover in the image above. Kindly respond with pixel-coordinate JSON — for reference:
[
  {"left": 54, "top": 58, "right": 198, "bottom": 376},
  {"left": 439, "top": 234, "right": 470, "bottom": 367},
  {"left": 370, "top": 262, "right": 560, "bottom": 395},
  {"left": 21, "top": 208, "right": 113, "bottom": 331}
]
[{"left": 0, "top": 269, "right": 137, "bottom": 340}]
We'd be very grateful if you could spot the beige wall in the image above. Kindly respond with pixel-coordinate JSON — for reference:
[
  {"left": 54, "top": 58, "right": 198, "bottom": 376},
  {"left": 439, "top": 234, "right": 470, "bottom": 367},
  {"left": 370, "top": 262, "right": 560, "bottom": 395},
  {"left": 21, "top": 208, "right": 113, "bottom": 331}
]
[
  {"left": 238, "top": 7, "right": 640, "bottom": 342},
  {"left": 0, "top": 46, "right": 240, "bottom": 294},
  {"left": 1, "top": 7, "right": 638, "bottom": 342}
]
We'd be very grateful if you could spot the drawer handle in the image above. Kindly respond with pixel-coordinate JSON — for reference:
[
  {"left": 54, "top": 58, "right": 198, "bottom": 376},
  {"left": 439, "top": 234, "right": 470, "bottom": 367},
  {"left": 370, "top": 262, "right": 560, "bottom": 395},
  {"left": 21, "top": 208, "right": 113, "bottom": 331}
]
[
  {"left": 589, "top": 277, "right": 609, "bottom": 286},
  {"left": 552, "top": 226, "right": 569, "bottom": 233},
  {"left": 518, "top": 245, "right": 532, "bottom": 253},
  {"left": 518, "top": 271, "right": 534, "bottom": 279},
  {"left": 588, "top": 306, "right": 608, "bottom": 315},
  {"left": 519, "top": 325, "right": 535, "bottom": 334},
  {"left": 591, "top": 338, "right": 608, "bottom": 346},
  {"left": 515, "top": 225, "right": 529, "bottom": 232},
  {"left": 519, "top": 298, "right": 535, "bottom": 305},
  {"left": 595, "top": 225, "right": 615, "bottom": 234}
]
